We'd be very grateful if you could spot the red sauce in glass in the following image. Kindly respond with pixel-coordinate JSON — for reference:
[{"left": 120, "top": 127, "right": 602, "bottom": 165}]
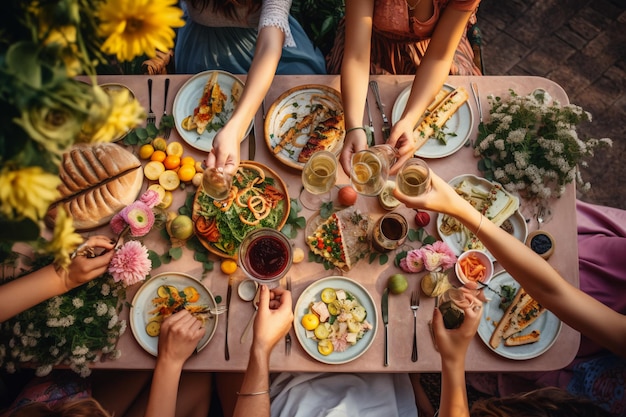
[{"left": 247, "top": 236, "right": 288, "bottom": 279}]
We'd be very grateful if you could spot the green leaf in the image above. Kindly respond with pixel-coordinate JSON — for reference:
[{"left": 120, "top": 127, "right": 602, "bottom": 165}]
[
  {"left": 281, "top": 224, "right": 296, "bottom": 239},
  {"left": 368, "top": 252, "right": 377, "bottom": 264},
  {"left": 215, "top": 295, "right": 222, "bottom": 304},
  {"left": 378, "top": 253, "right": 389, "bottom": 265},
  {"left": 423, "top": 235, "right": 437, "bottom": 245},
  {"left": 148, "top": 250, "right": 162, "bottom": 269},
  {"left": 320, "top": 201, "right": 334, "bottom": 219},
  {"left": 169, "top": 246, "right": 183, "bottom": 260},
  {"left": 407, "top": 229, "right": 421, "bottom": 242}
]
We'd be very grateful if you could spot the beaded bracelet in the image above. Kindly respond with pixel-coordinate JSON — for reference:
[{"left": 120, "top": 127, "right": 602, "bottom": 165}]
[
  {"left": 345, "top": 126, "right": 367, "bottom": 134},
  {"left": 236, "top": 389, "right": 270, "bottom": 396}
]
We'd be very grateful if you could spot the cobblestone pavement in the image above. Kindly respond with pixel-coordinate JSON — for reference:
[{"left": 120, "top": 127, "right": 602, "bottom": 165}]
[{"left": 477, "top": 0, "right": 626, "bottom": 209}]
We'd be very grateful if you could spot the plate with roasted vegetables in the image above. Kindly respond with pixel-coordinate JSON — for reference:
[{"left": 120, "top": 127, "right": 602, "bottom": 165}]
[
  {"left": 130, "top": 272, "right": 218, "bottom": 356},
  {"left": 294, "top": 276, "right": 377, "bottom": 365},
  {"left": 191, "top": 161, "right": 290, "bottom": 259}
]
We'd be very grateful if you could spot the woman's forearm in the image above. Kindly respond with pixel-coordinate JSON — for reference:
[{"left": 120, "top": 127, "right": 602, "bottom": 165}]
[
  {"left": 233, "top": 346, "right": 271, "bottom": 417},
  {"left": 144, "top": 359, "right": 184, "bottom": 417},
  {"left": 439, "top": 358, "right": 470, "bottom": 417}
]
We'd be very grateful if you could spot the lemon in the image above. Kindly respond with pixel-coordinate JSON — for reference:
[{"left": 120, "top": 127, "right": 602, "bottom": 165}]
[
  {"left": 138, "top": 144, "right": 155, "bottom": 160},
  {"left": 166, "top": 141, "right": 184, "bottom": 157},
  {"left": 147, "top": 184, "right": 166, "bottom": 202},
  {"left": 220, "top": 259, "right": 238, "bottom": 275},
  {"left": 301, "top": 313, "right": 320, "bottom": 331},
  {"left": 178, "top": 164, "right": 196, "bottom": 182},
  {"left": 181, "top": 156, "right": 196, "bottom": 166},
  {"left": 152, "top": 137, "right": 167, "bottom": 151},
  {"left": 195, "top": 161, "right": 204, "bottom": 173},
  {"left": 379, "top": 180, "right": 401, "bottom": 210},
  {"left": 144, "top": 161, "right": 165, "bottom": 181},
  {"left": 158, "top": 191, "right": 173, "bottom": 209},
  {"left": 159, "top": 170, "right": 181, "bottom": 190}
]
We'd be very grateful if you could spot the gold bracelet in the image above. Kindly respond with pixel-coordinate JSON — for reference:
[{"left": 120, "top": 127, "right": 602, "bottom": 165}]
[
  {"left": 475, "top": 213, "right": 484, "bottom": 236},
  {"left": 236, "top": 389, "right": 270, "bottom": 396},
  {"left": 345, "top": 126, "right": 367, "bottom": 134}
]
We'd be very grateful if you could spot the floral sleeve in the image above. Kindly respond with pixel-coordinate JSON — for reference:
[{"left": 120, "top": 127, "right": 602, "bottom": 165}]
[{"left": 259, "top": 0, "right": 296, "bottom": 47}]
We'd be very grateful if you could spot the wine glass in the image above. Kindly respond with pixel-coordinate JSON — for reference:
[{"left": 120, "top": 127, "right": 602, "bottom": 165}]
[
  {"left": 350, "top": 144, "right": 399, "bottom": 196},
  {"left": 299, "top": 150, "right": 338, "bottom": 210},
  {"left": 238, "top": 228, "right": 293, "bottom": 289},
  {"left": 202, "top": 167, "right": 233, "bottom": 200},
  {"left": 395, "top": 158, "right": 431, "bottom": 196}
]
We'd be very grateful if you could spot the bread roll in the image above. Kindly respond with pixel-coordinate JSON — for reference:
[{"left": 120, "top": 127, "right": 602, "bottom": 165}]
[{"left": 46, "top": 142, "right": 143, "bottom": 231}]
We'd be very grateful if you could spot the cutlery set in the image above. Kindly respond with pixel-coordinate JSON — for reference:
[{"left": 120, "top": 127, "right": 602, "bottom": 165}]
[
  {"left": 146, "top": 78, "right": 172, "bottom": 138},
  {"left": 381, "top": 286, "right": 425, "bottom": 366},
  {"left": 369, "top": 81, "right": 391, "bottom": 141}
]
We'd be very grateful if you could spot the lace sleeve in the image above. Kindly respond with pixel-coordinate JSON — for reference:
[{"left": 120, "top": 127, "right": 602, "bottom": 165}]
[{"left": 259, "top": 0, "right": 296, "bottom": 47}]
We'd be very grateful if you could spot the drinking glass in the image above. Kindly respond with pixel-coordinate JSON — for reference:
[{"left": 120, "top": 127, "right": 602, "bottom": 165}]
[
  {"left": 396, "top": 158, "right": 431, "bottom": 196},
  {"left": 371, "top": 212, "right": 409, "bottom": 252},
  {"left": 202, "top": 167, "right": 233, "bottom": 200},
  {"left": 300, "top": 150, "right": 337, "bottom": 210},
  {"left": 238, "top": 228, "right": 293, "bottom": 289},
  {"left": 438, "top": 287, "right": 466, "bottom": 329},
  {"left": 350, "top": 144, "right": 399, "bottom": 196}
]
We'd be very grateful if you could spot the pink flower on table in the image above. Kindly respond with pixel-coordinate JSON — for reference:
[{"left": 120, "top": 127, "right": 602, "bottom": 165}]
[
  {"left": 401, "top": 249, "right": 426, "bottom": 273},
  {"left": 124, "top": 201, "right": 155, "bottom": 237},
  {"left": 108, "top": 240, "right": 151, "bottom": 286},
  {"left": 139, "top": 189, "right": 161, "bottom": 208},
  {"left": 421, "top": 241, "right": 457, "bottom": 271},
  {"left": 110, "top": 211, "right": 128, "bottom": 235}
]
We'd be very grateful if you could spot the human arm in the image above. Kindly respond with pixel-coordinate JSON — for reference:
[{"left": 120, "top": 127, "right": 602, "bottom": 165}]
[
  {"left": 0, "top": 235, "right": 114, "bottom": 322},
  {"left": 387, "top": 8, "right": 474, "bottom": 174},
  {"left": 432, "top": 287, "right": 483, "bottom": 417},
  {"left": 207, "top": 25, "right": 284, "bottom": 175},
  {"left": 394, "top": 172, "right": 626, "bottom": 357},
  {"left": 339, "top": 0, "right": 375, "bottom": 175},
  {"left": 233, "top": 285, "right": 293, "bottom": 417},
  {"left": 144, "top": 310, "right": 206, "bottom": 417}
]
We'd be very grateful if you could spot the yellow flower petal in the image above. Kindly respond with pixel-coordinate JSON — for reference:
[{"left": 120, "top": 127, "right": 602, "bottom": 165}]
[{"left": 0, "top": 167, "right": 60, "bottom": 222}]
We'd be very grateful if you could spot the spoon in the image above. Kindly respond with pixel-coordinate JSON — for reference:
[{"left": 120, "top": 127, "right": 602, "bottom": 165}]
[{"left": 240, "top": 286, "right": 260, "bottom": 343}]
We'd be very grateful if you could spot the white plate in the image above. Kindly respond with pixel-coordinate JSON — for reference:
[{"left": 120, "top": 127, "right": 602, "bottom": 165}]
[
  {"left": 294, "top": 276, "right": 378, "bottom": 364},
  {"left": 172, "top": 70, "right": 251, "bottom": 152},
  {"left": 477, "top": 271, "right": 561, "bottom": 360},
  {"left": 129, "top": 272, "right": 218, "bottom": 356},
  {"left": 436, "top": 174, "right": 525, "bottom": 260},
  {"left": 264, "top": 84, "right": 344, "bottom": 170},
  {"left": 391, "top": 84, "right": 473, "bottom": 158}
]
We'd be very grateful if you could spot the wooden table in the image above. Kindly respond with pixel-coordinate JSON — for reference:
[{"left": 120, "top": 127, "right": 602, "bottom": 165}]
[{"left": 89, "top": 74, "right": 579, "bottom": 373}]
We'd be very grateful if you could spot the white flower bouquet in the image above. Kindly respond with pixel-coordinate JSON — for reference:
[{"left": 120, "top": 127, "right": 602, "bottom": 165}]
[{"left": 474, "top": 89, "right": 612, "bottom": 206}]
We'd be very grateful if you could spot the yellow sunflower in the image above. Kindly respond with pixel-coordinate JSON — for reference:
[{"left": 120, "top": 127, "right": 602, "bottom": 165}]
[
  {"left": 90, "top": 87, "right": 146, "bottom": 142},
  {"left": 98, "top": 0, "right": 184, "bottom": 62},
  {"left": 46, "top": 206, "right": 84, "bottom": 271},
  {"left": 0, "top": 166, "right": 61, "bottom": 222}
]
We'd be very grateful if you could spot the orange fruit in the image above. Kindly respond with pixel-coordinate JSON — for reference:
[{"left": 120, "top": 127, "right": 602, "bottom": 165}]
[
  {"left": 181, "top": 156, "right": 195, "bottom": 166},
  {"left": 152, "top": 137, "right": 167, "bottom": 151},
  {"left": 166, "top": 141, "right": 184, "bottom": 157},
  {"left": 178, "top": 164, "right": 196, "bottom": 182},
  {"left": 163, "top": 155, "right": 181, "bottom": 170},
  {"left": 144, "top": 161, "right": 165, "bottom": 180},
  {"left": 220, "top": 259, "right": 238, "bottom": 275},
  {"left": 159, "top": 170, "right": 180, "bottom": 190},
  {"left": 138, "top": 144, "right": 155, "bottom": 160},
  {"left": 150, "top": 150, "right": 166, "bottom": 162}
]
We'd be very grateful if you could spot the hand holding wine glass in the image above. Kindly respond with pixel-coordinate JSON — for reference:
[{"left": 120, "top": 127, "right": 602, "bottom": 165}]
[
  {"left": 300, "top": 150, "right": 338, "bottom": 210},
  {"left": 350, "top": 144, "right": 398, "bottom": 196}
]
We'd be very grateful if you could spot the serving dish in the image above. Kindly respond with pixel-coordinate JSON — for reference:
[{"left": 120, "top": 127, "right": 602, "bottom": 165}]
[
  {"left": 392, "top": 83, "right": 473, "bottom": 158},
  {"left": 129, "top": 272, "right": 218, "bottom": 356},
  {"left": 172, "top": 70, "right": 251, "bottom": 152},
  {"left": 264, "top": 84, "right": 344, "bottom": 170},
  {"left": 294, "top": 276, "right": 377, "bottom": 365},
  {"left": 477, "top": 271, "right": 561, "bottom": 360},
  {"left": 191, "top": 161, "right": 290, "bottom": 259}
]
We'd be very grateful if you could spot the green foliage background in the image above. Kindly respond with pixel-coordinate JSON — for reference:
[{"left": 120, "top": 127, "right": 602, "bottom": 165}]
[{"left": 291, "top": 0, "right": 345, "bottom": 57}]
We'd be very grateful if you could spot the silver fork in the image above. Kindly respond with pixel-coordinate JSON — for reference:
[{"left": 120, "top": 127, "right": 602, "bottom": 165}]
[
  {"left": 285, "top": 275, "right": 292, "bottom": 356},
  {"left": 410, "top": 289, "right": 420, "bottom": 362},
  {"left": 147, "top": 78, "right": 156, "bottom": 125},
  {"left": 162, "top": 78, "right": 171, "bottom": 138}
]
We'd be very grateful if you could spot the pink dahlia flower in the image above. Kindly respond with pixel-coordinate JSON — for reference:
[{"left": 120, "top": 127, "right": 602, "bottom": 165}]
[{"left": 108, "top": 240, "right": 151, "bottom": 286}]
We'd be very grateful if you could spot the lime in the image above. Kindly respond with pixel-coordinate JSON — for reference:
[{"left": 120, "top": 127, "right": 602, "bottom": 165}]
[
  {"left": 170, "top": 215, "right": 194, "bottom": 240},
  {"left": 387, "top": 273, "right": 408, "bottom": 294}
]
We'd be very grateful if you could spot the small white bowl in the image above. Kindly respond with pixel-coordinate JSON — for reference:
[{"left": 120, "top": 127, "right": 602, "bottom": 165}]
[{"left": 455, "top": 249, "right": 494, "bottom": 286}]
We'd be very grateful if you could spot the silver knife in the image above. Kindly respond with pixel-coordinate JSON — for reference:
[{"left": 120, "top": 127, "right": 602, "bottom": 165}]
[
  {"left": 365, "top": 97, "right": 375, "bottom": 146},
  {"left": 248, "top": 119, "right": 256, "bottom": 161},
  {"left": 382, "top": 287, "right": 389, "bottom": 366},
  {"left": 369, "top": 81, "right": 391, "bottom": 140},
  {"left": 225, "top": 276, "right": 233, "bottom": 361}
]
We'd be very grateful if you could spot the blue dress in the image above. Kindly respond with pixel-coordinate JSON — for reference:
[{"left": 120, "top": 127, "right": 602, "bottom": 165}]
[{"left": 175, "top": 9, "right": 326, "bottom": 75}]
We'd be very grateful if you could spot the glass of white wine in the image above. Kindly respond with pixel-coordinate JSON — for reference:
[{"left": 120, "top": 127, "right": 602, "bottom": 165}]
[
  {"left": 202, "top": 167, "right": 233, "bottom": 200},
  {"left": 396, "top": 158, "right": 431, "bottom": 196},
  {"left": 350, "top": 144, "right": 399, "bottom": 196},
  {"left": 300, "top": 150, "right": 338, "bottom": 210}
]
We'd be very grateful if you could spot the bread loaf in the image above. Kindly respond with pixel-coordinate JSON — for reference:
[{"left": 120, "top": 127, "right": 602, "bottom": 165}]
[{"left": 47, "top": 142, "right": 143, "bottom": 231}]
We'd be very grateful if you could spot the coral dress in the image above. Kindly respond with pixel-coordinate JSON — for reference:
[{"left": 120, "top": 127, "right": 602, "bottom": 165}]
[{"left": 326, "top": 0, "right": 482, "bottom": 75}]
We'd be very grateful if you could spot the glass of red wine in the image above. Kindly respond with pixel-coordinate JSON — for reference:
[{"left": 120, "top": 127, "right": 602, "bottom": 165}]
[{"left": 238, "top": 228, "right": 293, "bottom": 289}]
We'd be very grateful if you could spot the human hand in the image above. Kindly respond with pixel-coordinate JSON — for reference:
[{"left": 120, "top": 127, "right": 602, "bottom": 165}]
[
  {"left": 252, "top": 285, "right": 293, "bottom": 356},
  {"left": 157, "top": 309, "right": 206, "bottom": 368},
  {"left": 393, "top": 170, "right": 468, "bottom": 217},
  {"left": 206, "top": 124, "right": 241, "bottom": 176},
  {"left": 61, "top": 235, "right": 115, "bottom": 290},
  {"left": 340, "top": 129, "right": 368, "bottom": 176},
  {"left": 432, "top": 286, "right": 484, "bottom": 364},
  {"left": 386, "top": 118, "right": 418, "bottom": 175}
]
